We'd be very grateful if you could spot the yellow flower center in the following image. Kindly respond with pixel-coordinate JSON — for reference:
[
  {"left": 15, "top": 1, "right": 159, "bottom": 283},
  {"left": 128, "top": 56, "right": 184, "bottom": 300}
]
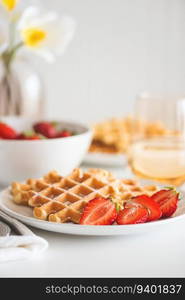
[
  {"left": 22, "top": 28, "right": 47, "bottom": 47},
  {"left": 1, "top": 0, "right": 18, "bottom": 11}
]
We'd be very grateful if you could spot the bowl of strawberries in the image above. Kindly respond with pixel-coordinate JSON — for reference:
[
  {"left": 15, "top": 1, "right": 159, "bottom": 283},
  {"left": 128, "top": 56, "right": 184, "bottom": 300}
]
[{"left": 0, "top": 117, "right": 92, "bottom": 185}]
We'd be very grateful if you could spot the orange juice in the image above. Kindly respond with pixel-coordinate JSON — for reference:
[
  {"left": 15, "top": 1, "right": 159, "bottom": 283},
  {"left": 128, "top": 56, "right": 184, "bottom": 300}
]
[{"left": 128, "top": 138, "right": 185, "bottom": 185}]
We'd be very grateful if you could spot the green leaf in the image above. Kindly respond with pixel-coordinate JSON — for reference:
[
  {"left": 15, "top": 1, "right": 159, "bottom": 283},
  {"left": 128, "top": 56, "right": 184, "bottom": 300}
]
[
  {"left": 115, "top": 202, "right": 120, "bottom": 212},
  {"left": 50, "top": 121, "right": 59, "bottom": 128},
  {"left": 38, "top": 134, "right": 46, "bottom": 139},
  {"left": 164, "top": 186, "right": 176, "bottom": 190},
  {"left": 23, "top": 130, "right": 35, "bottom": 137}
]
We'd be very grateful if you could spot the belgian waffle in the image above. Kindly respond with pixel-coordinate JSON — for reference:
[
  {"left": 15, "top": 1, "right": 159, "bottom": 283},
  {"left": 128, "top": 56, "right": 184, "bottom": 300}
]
[
  {"left": 11, "top": 168, "right": 158, "bottom": 224},
  {"left": 90, "top": 116, "right": 177, "bottom": 154}
]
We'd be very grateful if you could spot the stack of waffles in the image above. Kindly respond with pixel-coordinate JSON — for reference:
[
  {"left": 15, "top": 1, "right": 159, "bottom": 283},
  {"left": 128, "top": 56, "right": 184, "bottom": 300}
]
[
  {"left": 11, "top": 168, "right": 158, "bottom": 224},
  {"left": 89, "top": 116, "right": 176, "bottom": 154}
]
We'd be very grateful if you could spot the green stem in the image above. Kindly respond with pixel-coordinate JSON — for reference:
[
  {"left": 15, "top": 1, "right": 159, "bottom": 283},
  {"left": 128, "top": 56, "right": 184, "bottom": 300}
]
[
  {"left": 9, "top": 22, "right": 15, "bottom": 51},
  {"left": 1, "top": 42, "right": 23, "bottom": 72}
]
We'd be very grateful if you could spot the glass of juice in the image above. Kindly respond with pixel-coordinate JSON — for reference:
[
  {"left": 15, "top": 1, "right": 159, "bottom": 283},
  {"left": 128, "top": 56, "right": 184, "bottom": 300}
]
[{"left": 127, "top": 92, "right": 185, "bottom": 186}]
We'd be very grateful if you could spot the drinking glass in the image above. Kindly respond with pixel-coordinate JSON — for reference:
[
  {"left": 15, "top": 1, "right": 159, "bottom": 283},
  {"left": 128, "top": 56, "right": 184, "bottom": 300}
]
[{"left": 127, "top": 92, "right": 185, "bottom": 186}]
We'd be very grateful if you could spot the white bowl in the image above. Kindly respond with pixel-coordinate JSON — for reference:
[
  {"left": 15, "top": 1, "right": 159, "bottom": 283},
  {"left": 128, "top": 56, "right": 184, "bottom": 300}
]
[{"left": 0, "top": 117, "right": 92, "bottom": 185}]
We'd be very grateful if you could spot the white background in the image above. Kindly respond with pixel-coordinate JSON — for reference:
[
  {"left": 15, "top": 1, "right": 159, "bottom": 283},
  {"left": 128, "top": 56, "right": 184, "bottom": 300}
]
[{"left": 37, "top": 0, "right": 185, "bottom": 123}]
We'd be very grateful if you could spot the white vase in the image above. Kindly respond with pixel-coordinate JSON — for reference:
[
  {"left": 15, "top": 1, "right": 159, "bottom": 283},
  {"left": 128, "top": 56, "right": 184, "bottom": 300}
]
[{"left": 0, "top": 57, "right": 44, "bottom": 117}]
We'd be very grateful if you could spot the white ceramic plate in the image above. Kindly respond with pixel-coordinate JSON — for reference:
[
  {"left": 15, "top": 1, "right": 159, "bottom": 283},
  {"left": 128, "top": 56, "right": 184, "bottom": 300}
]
[
  {"left": 84, "top": 153, "right": 127, "bottom": 167},
  {"left": 0, "top": 188, "right": 185, "bottom": 236}
]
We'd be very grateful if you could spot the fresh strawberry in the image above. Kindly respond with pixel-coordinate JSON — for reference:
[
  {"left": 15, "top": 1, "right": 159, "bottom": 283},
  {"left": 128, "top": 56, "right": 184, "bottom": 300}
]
[
  {"left": 131, "top": 195, "right": 162, "bottom": 222},
  {"left": 16, "top": 133, "right": 25, "bottom": 139},
  {"left": 57, "top": 130, "right": 72, "bottom": 138},
  {"left": 151, "top": 188, "right": 179, "bottom": 218},
  {"left": 0, "top": 122, "right": 17, "bottom": 139},
  {"left": 116, "top": 206, "right": 148, "bottom": 225},
  {"left": 80, "top": 197, "right": 117, "bottom": 225},
  {"left": 33, "top": 122, "right": 56, "bottom": 138}
]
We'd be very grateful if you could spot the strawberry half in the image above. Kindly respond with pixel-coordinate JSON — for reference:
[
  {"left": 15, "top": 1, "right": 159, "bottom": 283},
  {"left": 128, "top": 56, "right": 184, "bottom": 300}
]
[
  {"left": 151, "top": 188, "right": 179, "bottom": 218},
  {"left": 0, "top": 122, "right": 17, "bottom": 139},
  {"left": 80, "top": 197, "right": 117, "bottom": 225},
  {"left": 33, "top": 122, "right": 56, "bottom": 138},
  {"left": 131, "top": 194, "right": 162, "bottom": 222},
  {"left": 56, "top": 130, "right": 72, "bottom": 138},
  {"left": 116, "top": 206, "right": 148, "bottom": 225}
]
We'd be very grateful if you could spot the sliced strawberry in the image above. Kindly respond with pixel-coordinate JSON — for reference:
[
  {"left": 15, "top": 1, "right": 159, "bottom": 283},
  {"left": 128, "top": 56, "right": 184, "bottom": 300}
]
[
  {"left": 151, "top": 188, "right": 179, "bottom": 218},
  {"left": 116, "top": 206, "right": 148, "bottom": 225},
  {"left": 0, "top": 122, "right": 17, "bottom": 139},
  {"left": 56, "top": 130, "right": 72, "bottom": 138},
  {"left": 80, "top": 197, "right": 117, "bottom": 225},
  {"left": 131, "top": 194, "right": 162, "bottom": 222},
  {"left": 33, "top": 122, "right": 56, "bottom": 138}
]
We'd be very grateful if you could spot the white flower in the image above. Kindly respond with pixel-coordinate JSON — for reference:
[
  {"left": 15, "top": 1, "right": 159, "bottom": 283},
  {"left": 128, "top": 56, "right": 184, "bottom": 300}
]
[
  {"left": 17, "top": 6, "right": 76, "bottom": 63},
  {"left": 0, "top": 1, "right": 40, "bottom": 52}
]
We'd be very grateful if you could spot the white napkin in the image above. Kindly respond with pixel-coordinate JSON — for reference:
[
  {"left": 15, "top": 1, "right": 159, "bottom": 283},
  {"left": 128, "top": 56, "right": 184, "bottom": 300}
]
[{"left": 0, "top": 211, "right": 48, "bottom": 263}]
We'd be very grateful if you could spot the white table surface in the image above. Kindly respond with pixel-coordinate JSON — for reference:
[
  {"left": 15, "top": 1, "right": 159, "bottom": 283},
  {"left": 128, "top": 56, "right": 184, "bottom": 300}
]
[{"left": 0, "top": 164, "right": 185, "bottom": 278}]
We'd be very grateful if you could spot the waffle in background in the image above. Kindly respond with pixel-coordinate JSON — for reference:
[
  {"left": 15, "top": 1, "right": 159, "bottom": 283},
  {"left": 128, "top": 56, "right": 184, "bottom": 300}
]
[
  {"left": 11, "top": 168, "right": 158, "bottom": 224},
  {"left": 89, "top": 116, "right": 174, "bottom": 154}
]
